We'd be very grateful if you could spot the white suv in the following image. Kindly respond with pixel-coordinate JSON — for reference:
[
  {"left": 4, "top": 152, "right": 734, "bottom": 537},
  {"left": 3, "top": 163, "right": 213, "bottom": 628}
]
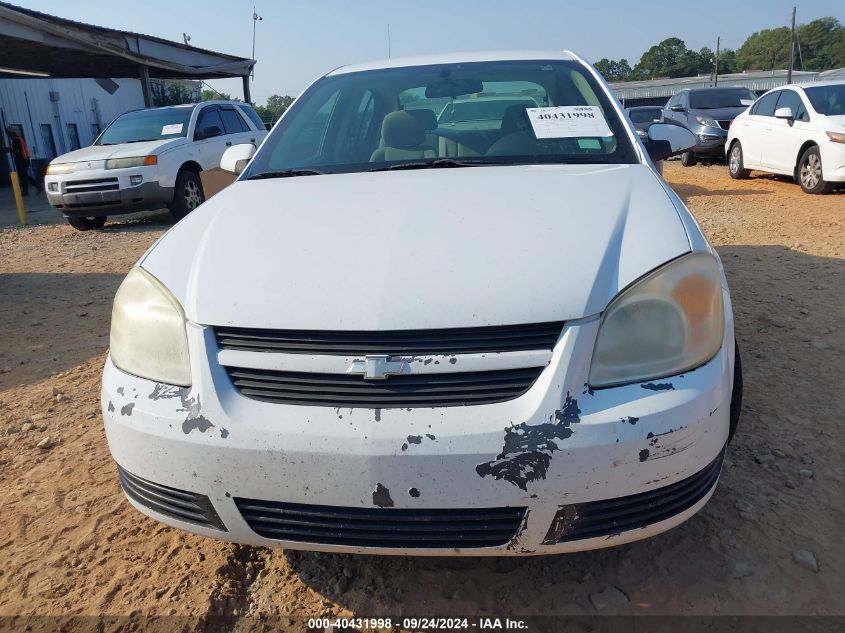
[
  {"left": 726, "top": 81, "right": 845, "bottom": 193},
  {"left": 45, "top": 101, "right": 268, "bottom": 229}
]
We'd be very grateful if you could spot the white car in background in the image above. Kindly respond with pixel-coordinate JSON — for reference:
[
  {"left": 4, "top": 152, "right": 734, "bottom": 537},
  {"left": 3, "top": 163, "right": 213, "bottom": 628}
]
[
  {"left": 726, "top": 81, "right": 845, "bottom": 193},
  {"left": 45, "top": 101, "right": 267, "bottom": 229},
  {"left": 102, "top": 51, "right": 742, "bottom": 556}
]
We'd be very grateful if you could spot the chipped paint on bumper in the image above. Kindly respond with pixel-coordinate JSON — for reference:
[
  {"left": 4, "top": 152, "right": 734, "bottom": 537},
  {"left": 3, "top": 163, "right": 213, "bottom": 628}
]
[{"left": 102, "top": 315, "right": 734, "bottom": 556}]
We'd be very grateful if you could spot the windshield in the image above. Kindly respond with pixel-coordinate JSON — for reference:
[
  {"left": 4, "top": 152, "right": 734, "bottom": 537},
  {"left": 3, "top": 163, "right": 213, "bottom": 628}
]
[
  {"left": 628, "top": 108, "right": 661, "bottom": 123},
  {"left": 804, "top": 84, "right": 845, "bottom": 115},
  {"left": 689, "top": 89, "right": 757, "bottom": 109},
  {"left": 97, "top": 107, "right": 192, "bottom": 145},
  {"left": 244, "top": 60, "right": 637, "bottom": 179}
]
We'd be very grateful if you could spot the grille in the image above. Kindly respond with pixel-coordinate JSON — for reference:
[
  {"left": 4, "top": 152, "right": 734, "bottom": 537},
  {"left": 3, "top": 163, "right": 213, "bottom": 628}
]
[
  {"left": 718, "top": 120, "right": 732, "bottom": 130},
  {"left": 226, "top": 366, "right": 544, "bottom": 408},
  {"left": 543, "top": 446, "right": 725, "bottom": 543},
  {"left": 214, "top": 322, "right": 564, "bottom": 356},
  {"left": 235, "top": 499, "right": 526, "bottom": 548},
  {"left": 117, "top": 465, "right": 226, "bottom": 531},
  {"left": 65, "top": 177, "right": 119, "bottom": 193}
]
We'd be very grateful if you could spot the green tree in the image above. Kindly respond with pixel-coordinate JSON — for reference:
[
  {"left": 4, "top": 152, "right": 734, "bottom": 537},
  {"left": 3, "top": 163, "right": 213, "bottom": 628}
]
[
  {"left": 633, "top": 38, "right": 701, "bottom": 79},
  {"left": 736, "top": 26, "right": 791, "bottom": 70},
  {"left": 593, "top": 58, "right": 633, "bottom": 82},
  {"left": 254, "top": 94, "right": 295, "bottom": 124},
  {"left": 796, "top": 17, "right": 845, "bottom": 70},
  {"left": 201, "top": 89, "right": 236, "bottom": 101},
  {"left": 151, "top": 81, "right": 196, "bottom": 106}
]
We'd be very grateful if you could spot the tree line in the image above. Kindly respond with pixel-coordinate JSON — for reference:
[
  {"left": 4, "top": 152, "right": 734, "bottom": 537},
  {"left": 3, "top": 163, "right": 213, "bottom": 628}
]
[
  {"left": 595, "top": 16, "right": 844, "bottom": 82},
  {"left": 151, "top": 85, "right": 295, "bottom": 124}
]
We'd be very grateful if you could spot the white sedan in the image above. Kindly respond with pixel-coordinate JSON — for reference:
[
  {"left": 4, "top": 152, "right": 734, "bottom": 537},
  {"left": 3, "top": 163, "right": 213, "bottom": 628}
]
[
  {"left": 102, "top": 51, "right": 741, "bottom": 556},
  {"left": 727, "top": 80, "right": 845, "bottom": 193}
]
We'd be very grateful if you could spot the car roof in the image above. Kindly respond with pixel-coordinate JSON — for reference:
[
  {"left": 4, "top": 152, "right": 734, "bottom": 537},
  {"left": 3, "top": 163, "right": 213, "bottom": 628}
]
[
  {"left": 327, "top": 51, "right": 580, "bottom": 76},
  {"left": 626, "top": 105, "right": 661, "bottom": 110},
  {"left": 796, "top": 80, "right": 845, "bottom": 89},
  {"left": 686, "top": 86, "right": 752, "bottom": 93}
]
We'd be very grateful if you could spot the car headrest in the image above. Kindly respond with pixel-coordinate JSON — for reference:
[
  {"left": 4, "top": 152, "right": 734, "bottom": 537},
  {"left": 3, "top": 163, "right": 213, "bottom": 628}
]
[
  {"left": 382, "top": 111, "right": 426, "bottom": 147},
  {"left": 406, "top": 108, "right": 437, "bottom": 131},
  {"left": 500, "top": 104, "right": 532, "bottom": 134}
]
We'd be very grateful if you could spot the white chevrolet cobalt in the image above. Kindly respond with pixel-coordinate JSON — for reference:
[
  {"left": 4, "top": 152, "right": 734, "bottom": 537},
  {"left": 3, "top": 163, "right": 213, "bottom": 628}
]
[
  {"left": 727, "top": 81, "right": 845, "bottom": 193},
  {"left": 103, "top": 52, "right": 741, "bottom": 555}
]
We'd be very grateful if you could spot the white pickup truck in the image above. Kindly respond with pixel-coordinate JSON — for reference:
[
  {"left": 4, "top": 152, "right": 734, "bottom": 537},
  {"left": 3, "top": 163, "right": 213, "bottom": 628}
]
[{"left": 44, "top": 101, "right": 268, "bottom": 230}]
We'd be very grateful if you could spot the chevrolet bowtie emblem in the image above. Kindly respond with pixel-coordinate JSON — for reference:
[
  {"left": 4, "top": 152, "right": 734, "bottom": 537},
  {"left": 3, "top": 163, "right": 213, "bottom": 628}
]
[{"left": 347, "top": 355, "right": 408, "bottom": 380}]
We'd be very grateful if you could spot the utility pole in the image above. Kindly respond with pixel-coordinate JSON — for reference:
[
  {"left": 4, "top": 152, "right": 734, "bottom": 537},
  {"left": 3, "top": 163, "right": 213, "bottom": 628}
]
[
  {"left": 787, "top": 6, "right": 796, "bottom": 84},
  {"left": 714, "top": 36, "right": 720, "bottom": 86},
  {"left": 387, "top": 24, "right": 391, "bottom": 58}
]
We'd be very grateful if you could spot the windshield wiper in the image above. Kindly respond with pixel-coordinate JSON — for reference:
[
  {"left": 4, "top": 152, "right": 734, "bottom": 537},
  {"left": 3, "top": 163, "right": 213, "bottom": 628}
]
[
  {"left": 123, "top": 138, "right": 161, "bottom": 143},
  {"left": 368, "top": 158, "right": 507, "bottom": 172},
  {"left": 246, "top": 168, "right": 324, "bottom": 180}
]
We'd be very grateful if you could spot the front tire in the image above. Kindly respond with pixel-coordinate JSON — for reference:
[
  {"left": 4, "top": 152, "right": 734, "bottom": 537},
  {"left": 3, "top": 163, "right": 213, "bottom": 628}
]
[
  {"left": 65, "top": 215, "right": 107, "bottom": 231},
  {"left": 680, "top": 150, "right": 698, "bottom": 167},
  {"left": 797, "top": 146, "right": 834, "bottom": 194},
  {"left": 728, "top": 142, "right": 750, "bottom": 179},
  {"left": 169, "top": 170, "right": 204, "bottom": 222}
]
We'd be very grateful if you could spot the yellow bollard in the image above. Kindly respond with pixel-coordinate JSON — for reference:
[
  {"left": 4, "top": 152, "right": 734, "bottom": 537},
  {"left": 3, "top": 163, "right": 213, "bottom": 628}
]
[{"left": 9, "top": 170, "right": 27, "bottom": 225}]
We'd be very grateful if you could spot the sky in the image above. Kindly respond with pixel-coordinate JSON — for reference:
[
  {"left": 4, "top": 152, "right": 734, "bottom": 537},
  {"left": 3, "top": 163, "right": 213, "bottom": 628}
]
[{"left": 19, "top": 0, "right": 845, "bottom": 104}]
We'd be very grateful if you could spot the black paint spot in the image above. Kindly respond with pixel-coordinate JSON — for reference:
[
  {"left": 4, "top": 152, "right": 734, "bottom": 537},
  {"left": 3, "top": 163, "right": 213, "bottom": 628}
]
[
  {"left": 372, "top": 483, "right": 394, "bottom": 507},
  {"left": 120, "top": 402, "right": 135, "bottom": 416},
  {"left": 401, "top": 443, "right": 409, "bottom": 451},
  {"left": 220, "top": 428, "right": 229, "bottom": 439},
  {"left": 117, "top": 387, "right": 124, "bottom": 396},
  {"left": 623, "top": 416, "right": 639, "bottom": 425},
  {"left": 375, "top": 408, "right": 381, "bottom": 422},
  {"left": 582, "top": 383, "right": 595, "bottom": 396},
  {"left": 476, "top": 394, "right": 581, "bottom": 491},
  {"left": 641, "top": 382, "right": 675, "bottom": 391},
  {"left": 647, "top": 432, "right": 655, "bottom": 438},
  {"left": 182, "top": 415, "right": 213, "bottom": 435},
  {"left": 426, "top": 433, "right": 436, "bottom": 440},
  {"left": 407, "top": 435, "right": 422, "bottom": 445},
  {"left": 225, "top": 492, "right": 231, "bottom": 498},
  {"left": 107, "top": 401, "right": 115, "bottom": 413},
  {"left": 424, "top": 359, "right": 432, "bottom": 365},
  {"left": 149, "top": 384, "right": 187, "bottom": 401},
  {"left": 449, "top": 357, "right": 457, "bottom": 364},
  {"left": 408, "top": 487, "right": 420, "bottom": 498},
  {"left": 639, "top": 449, "right": 650, "bottom": 462}
]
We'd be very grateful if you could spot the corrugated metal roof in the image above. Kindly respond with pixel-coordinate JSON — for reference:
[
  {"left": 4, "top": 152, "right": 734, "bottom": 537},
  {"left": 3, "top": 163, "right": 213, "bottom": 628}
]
[{"left": 611, "top": 70, "right": 822, "bottom": 100}]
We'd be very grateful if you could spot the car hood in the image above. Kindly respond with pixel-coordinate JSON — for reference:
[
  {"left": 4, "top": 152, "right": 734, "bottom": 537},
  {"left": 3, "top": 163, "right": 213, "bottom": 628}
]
[
  {"left": 690, "top": 106, "right": 747, "bottom": 120},
  {"left": 824, "top": 114, "right": 845, "bottom": 127},
  {"left": 141, "top": 164, "right": 692, "bottom": 330},
  {"left": 51, "top": 138, "right": 186, "bottom": 164}
]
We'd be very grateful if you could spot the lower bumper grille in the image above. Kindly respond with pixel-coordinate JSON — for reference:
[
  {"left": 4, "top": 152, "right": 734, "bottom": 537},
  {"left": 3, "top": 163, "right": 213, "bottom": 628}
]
[
  {"left": 226, "top": 366, "right": 544, "bottom": 408},
  {"left": 117, "top": 466, "right": 226, "bottom": 531},
  {"left": 544, "top": 446, "right": 725, "bottom": 543},
  {"left": 235, "top": 499, "right": 526, "bottom": 548},
  {"left": 65, "top": 177, "right": 119, "bottom": 193}
]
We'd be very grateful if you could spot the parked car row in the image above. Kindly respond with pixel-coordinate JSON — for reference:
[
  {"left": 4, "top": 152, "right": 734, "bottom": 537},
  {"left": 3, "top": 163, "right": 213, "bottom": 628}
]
[{"left": 627, "top": 82, "right": 844, "bottom": 195}]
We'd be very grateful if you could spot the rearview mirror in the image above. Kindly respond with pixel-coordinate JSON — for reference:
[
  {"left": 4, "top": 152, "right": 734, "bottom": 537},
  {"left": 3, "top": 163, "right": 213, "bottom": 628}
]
[
  {"left": 220, "top": 143, "right": 256, "bottom": 175},
  {"left": 644, "top": 123, "right": 696, "bottom": 162},
  {"left": 425, "top": 78, "right": 483, "bottom": 99},
  {"left": 774, "top": 106, "right": 794, "bottom": 120}
]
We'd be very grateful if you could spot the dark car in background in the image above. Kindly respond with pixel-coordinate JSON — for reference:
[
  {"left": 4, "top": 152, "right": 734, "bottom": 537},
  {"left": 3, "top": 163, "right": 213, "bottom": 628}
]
[
  {"left": 662, "top": 87, "right": 757, "bottom": 166},
  {"left": 626, "top": 106, "right": 663, "bottom": 138}
]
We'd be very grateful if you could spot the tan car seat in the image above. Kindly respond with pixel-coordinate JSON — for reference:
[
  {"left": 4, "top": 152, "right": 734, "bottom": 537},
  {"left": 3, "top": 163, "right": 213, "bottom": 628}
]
[{"left": 370, "top": 111, "right": 437, "bottom": 162}]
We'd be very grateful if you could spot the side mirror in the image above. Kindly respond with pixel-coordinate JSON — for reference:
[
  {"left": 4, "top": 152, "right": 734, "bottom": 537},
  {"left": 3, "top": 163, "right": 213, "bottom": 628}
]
[
  {"left": 644, "top": 123, "right": 696, "bottom": 162},
  {"left": 774, "top": 106, "right": 794, "bottom": 120},
  {"left": 197, "top": 125, "right": 223, "bottom": 141},
  {"left": 220, "top": 143, "right": 256, "bottom": 175},
  {"left": 670, "top": 104, "right": 686, "bottom": 112}
]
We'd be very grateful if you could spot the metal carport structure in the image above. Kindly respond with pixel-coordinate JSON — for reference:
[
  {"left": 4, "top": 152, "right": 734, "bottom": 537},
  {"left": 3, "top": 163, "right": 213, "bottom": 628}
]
[{"left": 0, "top": 1, "right": 255, "bottom": 104}]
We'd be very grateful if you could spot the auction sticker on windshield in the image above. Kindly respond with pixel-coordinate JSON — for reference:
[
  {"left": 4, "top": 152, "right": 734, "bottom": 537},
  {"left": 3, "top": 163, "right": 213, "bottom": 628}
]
[
  {"left": 161, "top": 123, "right": 183, "bottom": 135},
  {"left": 526, "top": 106, "right": 612, "bottom": 139}
]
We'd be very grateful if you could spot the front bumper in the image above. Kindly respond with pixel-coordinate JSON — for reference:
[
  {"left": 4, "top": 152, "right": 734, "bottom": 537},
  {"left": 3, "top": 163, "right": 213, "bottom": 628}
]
[
  {"left": 690, "top": 127, "right": 729, "bottom": 156},
  {"left": 45, "top": 170, "right": 173, "bottom": 216},
  {"left": 102, "top": 316, "right": 734, "bottom": 556}
]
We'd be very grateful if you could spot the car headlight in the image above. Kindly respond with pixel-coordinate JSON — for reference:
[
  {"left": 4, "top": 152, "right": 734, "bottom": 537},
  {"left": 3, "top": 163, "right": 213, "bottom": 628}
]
[
  {"left": 110, "top": 266, "right": 191, "bottom": 386},
  {"left": 45, "top": 163, "right": 75, "bottom": 175},
  {"left": 827, "top": 131, "right": 845, "bottom": 144},
  {"left": 694, "top": 115, "right": 721, "bottom": 129},
  {"left": 105, "top": 156, "right": 157, "bottom": 169},
  {"left": 588, "top": 252, "right": 725, "bottom": 388}
]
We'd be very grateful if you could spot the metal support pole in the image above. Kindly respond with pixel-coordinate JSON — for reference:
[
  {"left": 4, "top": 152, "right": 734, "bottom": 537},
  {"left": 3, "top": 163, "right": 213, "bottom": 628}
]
[
  {"left": 787, "top": 7, "right": 796, "bottom": 84},
  {"left": 714, "top": 36, "right": 720, "bottom": 86},
  {"left": 242, "top": 74, "right": 252, "bottom": 104},
  {"left": 139, "top": 65, "right": 153, "bottom": 107},
  {"left": 1, "top": 110, "right": 26, "bottom": 225}
]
